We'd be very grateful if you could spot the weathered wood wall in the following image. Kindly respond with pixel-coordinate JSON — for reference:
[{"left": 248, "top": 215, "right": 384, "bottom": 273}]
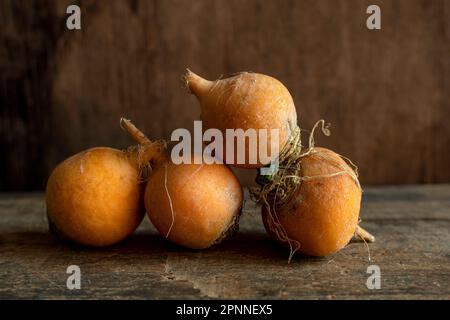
[{"left": 1, "top": 0, "right": 449, "bottom": 190}]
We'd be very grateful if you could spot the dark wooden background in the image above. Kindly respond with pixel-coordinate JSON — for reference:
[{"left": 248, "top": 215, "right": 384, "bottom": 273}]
[{"left": 1, "top": 0, "right": 449, "bottom": 191}]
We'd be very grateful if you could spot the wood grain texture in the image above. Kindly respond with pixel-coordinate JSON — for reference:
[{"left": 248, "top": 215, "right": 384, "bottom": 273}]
[
  {"left": 0, "top": 185, "right": 449, "bottom": 299},
  {"left": 1, "top": 0, "right": 449, "bottom": 190}
]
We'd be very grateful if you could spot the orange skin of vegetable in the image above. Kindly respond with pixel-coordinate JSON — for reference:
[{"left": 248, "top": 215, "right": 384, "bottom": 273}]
[
  {"left": 145, "top": 158, "right": 243, "bottom": 249},
  {"left": 185, "top": 70, "right": 297, "bottom": 169},
  {"left": 262, "top": 147, "right": 361, "bottom": 257},
  {"left": 46, "top": 147, "right": 144, "bottom": 247},
  {"left": 118, "top": 118, "right": 244, "bottom": 250}
]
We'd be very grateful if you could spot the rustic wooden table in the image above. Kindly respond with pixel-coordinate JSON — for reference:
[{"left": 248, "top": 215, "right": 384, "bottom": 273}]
[{"left": 0, "top": 185, "right": 449, "bottom": 299}]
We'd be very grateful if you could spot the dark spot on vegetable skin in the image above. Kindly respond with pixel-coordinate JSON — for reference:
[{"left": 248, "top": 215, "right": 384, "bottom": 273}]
[{"left": 316, "top": 182, "right": 325, "bottom": 188}]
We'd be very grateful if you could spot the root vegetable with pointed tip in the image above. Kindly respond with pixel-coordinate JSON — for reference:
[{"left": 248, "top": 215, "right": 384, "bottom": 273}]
[
  {"left": 45, "top": 143, "right": 161, "bottom": 246},
  {"left": 120, "top": 118, "right": 243, "bottom": 249},
  {"left": 262, "top": 147, "right": 365, "bottom": 257},
  {"left": 253, "top": 121, "right": 375, "bottom": 259},
  {"left": 184, "top": 69, "right": 298, "bottom": 168}
]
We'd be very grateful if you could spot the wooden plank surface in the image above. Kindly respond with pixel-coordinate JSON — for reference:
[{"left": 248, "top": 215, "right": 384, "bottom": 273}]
[{"left": 0, "top": 185, "right": 449, "bottom": 299}]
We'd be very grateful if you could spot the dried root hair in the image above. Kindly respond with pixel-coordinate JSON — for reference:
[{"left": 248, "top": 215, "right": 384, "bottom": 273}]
[{"left": 213, "top": 201, "right": 243, "bottom": 246}]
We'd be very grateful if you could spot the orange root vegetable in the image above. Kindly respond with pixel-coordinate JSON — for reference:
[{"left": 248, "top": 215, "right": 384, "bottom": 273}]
[
  {"left": 121, "top": 118, "right": 243, "bottom": 249},
  {"left": 184, "top": 69, "right": 298, "bottom": 168},
  {"left": 45, "top": 143, "right": 162, "bottom": 246},
  {"left": 252, "top": 121, "right": 375, "bottom": 259},
  {"left": 262, "top": 147, "right": 361, "bottom": 257}
]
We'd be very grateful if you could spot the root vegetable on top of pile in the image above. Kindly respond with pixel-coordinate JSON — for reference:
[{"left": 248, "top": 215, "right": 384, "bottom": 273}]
[{"left": 184, "top": 69, "right": 298, "bottom": 168}]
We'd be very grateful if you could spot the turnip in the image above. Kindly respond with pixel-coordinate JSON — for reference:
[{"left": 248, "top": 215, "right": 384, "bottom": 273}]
[
  {"left": 45, "top": 140, "right": 164, "bottom": 246},
  {"left": 120, "top": 118, "right": 243, "bottom": 249},
  {"left": 252, "top": 120, "right": 374, "bottom": 260},
  {"left": 184, "top": 70, "right": 298, "bottom": 168}
]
